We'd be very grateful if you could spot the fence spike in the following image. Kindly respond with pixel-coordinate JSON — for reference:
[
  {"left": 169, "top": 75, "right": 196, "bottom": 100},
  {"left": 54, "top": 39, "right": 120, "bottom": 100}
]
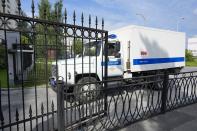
[
  {"left": 31, "top": 0, "right": 35, "bottom": 18},
  {"left": 18, "top": 0, "right": 21, "bottom": 15},
  {"left": 81, "top": 12, "right": 84, "bottom": 26},
  {"left": 64, "top": 8, "right": 67, "bottom": 23},
  {"left": 54, "top": 6, "right": 58, "bottom": 21},
  {"left": 2, "top": 0, "right": 6, "bottom": 13},
  {"left": 57, "top": 6, "right": 59, "bottom": 21},
  {"left": 15, "top": 108, "right": 19, "bottom": 122},
  {"left": 96, "top": 16, "right": 98, "bottom": 27},
  {"left": 29, "top": 105, "right": 32, "bottom": 118},
  {"left": 89, "top": 14, "right": 91, "bottom": 27},
  {"left": 58, "top": 6, "right": 61, "bottom": 21},
  {"left": 73, "top": 10, "right": 76, "bottom": 24},
  {"left": 102, "top": 18, "right": 104, "bottom": 30},
  {"left": 44, "top": 5, "right": 47, "bottom": 20}
]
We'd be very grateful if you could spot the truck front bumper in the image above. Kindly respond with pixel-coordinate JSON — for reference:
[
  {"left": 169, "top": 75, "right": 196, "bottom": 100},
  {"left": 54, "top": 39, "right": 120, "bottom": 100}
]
[{"left": 49, "top": 77, "right": 73, "bottom": 92}]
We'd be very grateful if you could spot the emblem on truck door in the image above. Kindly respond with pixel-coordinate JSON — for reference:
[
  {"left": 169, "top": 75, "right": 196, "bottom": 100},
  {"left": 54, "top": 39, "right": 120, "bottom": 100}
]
[{"left": 108, "top": 34, "right": 117, "bottom": 39}]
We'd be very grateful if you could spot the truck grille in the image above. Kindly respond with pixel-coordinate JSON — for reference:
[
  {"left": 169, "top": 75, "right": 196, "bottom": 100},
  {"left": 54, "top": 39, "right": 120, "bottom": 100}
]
[{"left": 51, "top": 65, "right": 58, "bottom": 77}]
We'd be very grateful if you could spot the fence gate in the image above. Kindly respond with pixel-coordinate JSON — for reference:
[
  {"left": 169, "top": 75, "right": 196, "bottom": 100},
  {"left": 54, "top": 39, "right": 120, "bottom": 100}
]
[
  {"left": 0, "top": 0, "right": 108, "bottom": 131},
  {"left": 53, "top": 9, "right": 109, "bottom": 131}
]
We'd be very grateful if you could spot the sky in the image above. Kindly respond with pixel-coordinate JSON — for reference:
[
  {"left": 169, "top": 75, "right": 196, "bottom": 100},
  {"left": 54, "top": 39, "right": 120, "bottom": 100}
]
[{"left": 21, "top": 0, "right": 197, "bottom": 37}]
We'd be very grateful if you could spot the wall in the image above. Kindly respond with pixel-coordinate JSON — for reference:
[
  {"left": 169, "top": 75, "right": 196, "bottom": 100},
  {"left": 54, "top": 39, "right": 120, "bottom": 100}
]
[{"left": 187, "top": 37, "right": 197, "bottom": 57}]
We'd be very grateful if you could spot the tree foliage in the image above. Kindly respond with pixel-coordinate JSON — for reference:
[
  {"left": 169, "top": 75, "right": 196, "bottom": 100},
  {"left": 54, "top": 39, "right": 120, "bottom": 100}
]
[
  {"left": 36, "top": 0, "right": 64, "bottom": 58},
  {"left": 73, "top": 39, "right": 83, "bottom": 55},
  {"left": 185, "top": 49, "right": 194, "bottom": 62},
  {"left": 18, "top": 11, "right": 32, "bottom": 44},
  {"left": 38, "top": 0, "right": 51, "bottom": 20},
  {"left": 52, "top": 0, "right": 63, "bottom": 22}
]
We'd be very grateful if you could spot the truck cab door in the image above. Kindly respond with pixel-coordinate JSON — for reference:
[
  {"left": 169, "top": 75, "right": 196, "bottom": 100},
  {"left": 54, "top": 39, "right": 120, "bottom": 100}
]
[{"left": 107, "top": 42, "right": 123, "bottom": 77}]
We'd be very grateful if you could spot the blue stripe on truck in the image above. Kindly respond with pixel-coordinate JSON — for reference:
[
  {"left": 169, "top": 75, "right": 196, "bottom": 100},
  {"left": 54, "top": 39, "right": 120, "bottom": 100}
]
[
  {"left": 101, "top": 59, "right": 121, "bottom": 66},
  {"left": 133, "top": 57, "right": 185, "bottom": 65}
]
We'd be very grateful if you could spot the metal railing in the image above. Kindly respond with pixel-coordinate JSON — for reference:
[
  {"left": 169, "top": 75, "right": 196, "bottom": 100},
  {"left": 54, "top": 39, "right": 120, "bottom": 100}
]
[{"left": 57, "top": 71, "right": 197, "bottom": 131}]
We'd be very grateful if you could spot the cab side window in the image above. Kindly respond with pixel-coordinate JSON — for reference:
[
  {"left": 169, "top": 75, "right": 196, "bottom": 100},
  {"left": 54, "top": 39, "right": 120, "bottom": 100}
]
[
  {"left": 108, "top": 44, "right": 115, "bottom": 56},
  {"left": 108, "top": 43, "right": 119, "bottom": 56}
]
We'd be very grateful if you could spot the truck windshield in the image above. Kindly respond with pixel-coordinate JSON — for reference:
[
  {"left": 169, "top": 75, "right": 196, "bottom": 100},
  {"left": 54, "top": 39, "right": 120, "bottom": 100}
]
[{"left": 84, "top": 41, "right": 101, "bottom": 56}]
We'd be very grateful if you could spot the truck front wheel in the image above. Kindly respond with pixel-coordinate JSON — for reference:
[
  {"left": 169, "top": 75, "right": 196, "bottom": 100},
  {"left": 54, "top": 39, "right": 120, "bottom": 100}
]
[{"left": 74, "top": 77, "right": 101, "bottom": 103}]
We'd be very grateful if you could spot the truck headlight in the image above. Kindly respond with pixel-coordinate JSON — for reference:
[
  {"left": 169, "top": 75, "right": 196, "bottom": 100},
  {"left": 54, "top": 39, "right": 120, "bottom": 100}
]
[{"left": 68, "top": 72, "right": 71, "bottom": 80}]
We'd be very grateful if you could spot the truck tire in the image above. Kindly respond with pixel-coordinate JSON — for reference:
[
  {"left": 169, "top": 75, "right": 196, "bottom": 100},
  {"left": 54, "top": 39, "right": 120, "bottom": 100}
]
[{"left": 74, "top": 77, "right": 101, "bottom": 103}]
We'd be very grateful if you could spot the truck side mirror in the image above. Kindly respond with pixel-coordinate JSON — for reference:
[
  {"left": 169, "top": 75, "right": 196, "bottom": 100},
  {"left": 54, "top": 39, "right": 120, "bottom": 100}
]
[{"left": 116, "top": 42, "right": 120, "bottom": 52}]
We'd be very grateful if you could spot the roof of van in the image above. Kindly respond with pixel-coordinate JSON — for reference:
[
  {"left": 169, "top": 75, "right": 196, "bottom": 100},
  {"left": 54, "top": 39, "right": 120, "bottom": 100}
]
[{"left": 110, "top": 25, "right": 185, "bottom": 35}]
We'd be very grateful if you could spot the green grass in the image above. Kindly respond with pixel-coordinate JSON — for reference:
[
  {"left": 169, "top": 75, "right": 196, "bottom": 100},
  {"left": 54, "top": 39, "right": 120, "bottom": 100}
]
[
  {"left": 0, "top": 69, "right": 8, "bottom": 88},
  {"left": 23, "top": 62, "right": 52, "bottom": 87},
  {"left": 0, "top": 62, "right": 52, "bottom": 88},
  {"left": 186, "top": 59, "right": 197, "bottom": 67}
]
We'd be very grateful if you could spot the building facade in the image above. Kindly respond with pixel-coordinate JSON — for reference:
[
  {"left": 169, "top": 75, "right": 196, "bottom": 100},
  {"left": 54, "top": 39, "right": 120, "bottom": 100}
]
[
  {"left": 0, "top": 0, "right": 18, "bottom": 41},
  {"left": 187, "top": 37, "right": 197, "bottom": 57},
  {"left": 0, "top": 0, "right": 18, "bottom": 14},
  {"left": 0, "top": 0, "right": 34, "bottom": 86}
]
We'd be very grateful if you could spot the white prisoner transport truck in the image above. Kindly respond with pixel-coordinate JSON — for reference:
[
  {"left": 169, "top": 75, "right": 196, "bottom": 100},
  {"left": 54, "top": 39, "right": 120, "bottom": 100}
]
[{"left": 49, "top": 25, "right": 185, "bottom": 100}]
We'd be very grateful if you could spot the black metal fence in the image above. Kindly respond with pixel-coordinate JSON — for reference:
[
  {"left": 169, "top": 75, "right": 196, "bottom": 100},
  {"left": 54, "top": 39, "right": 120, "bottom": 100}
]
[
  {"left": 59, "top": 71, "right": 197, "bottom": 130},
  {"left": 0, "top": 0, "right": 108, "bottom": 131},
  {"left": 1, "top": 0, "right": 197, "bottom": 131}
]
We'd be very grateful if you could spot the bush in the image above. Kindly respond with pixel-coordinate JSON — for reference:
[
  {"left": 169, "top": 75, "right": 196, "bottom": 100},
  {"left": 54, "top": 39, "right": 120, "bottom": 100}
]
[{"left": 185, "top": 50, "right": 194, "bottom": 62}]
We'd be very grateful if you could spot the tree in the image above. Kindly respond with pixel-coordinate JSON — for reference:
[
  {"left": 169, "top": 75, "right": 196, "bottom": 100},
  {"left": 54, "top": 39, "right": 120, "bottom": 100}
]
[
  {"left": 36, "top": 0, "right": 64, "bottom": 59},
  {"left": 18, "top": 11, "right": 32, "bottom": 44},
  {"left": 38, "top": 0, "right": 51, "bottom": 20},
  {"left": 185, "top": 49, "right": 194, "bottom": 62},
  {"left": 73, "top": 39, "right": 83, "bottom": 55},
  {"left": 51, "top": 0, "right": 63, "bottom": 22},
  {"left": 51, "top": 0, "right": 64, "bottom": 58}
]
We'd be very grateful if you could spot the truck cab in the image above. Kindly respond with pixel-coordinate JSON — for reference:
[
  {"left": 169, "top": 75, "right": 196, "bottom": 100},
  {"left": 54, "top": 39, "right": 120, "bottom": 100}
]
[{"left": 49, "top": 39, "right": 122, "bottom": 101}]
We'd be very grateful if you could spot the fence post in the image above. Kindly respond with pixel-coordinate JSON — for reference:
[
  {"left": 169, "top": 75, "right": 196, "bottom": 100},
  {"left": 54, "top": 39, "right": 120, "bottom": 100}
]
[
  {"left": 161, "top": 71, "right": 168, "bottom": 114},
  {"left": 57, "top": 80, "right": 65, "bottom": 131},
  {"left": 104, "top": 31, "right": 109, "bottom": 115}
]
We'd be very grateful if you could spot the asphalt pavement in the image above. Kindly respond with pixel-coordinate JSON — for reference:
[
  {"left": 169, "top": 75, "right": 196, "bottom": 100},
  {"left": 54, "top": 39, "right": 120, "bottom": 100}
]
[{"left": 119, "top": 103, "right": 197, "bottom": 131}]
